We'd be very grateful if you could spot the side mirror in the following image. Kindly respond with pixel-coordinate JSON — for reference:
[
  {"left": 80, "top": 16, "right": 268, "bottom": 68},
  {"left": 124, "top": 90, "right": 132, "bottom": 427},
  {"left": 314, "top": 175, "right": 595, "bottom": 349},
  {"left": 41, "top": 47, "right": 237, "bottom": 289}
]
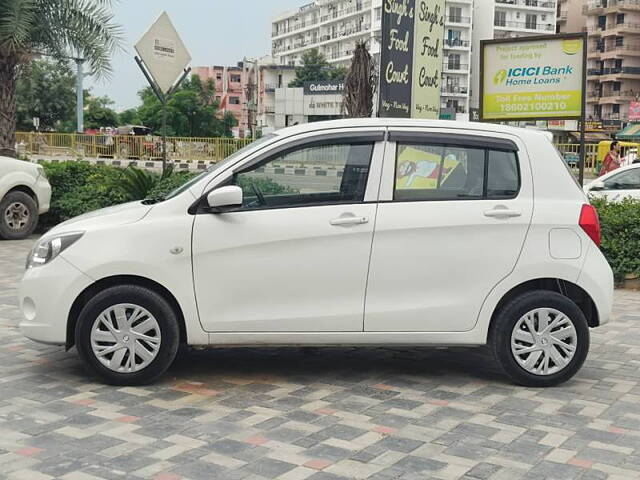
[
  {"left": 590, "top": 180, "right": 606, "bottom": 191},
  {"left": 206, "top": 186, "right": 243, "bottom": 213}
]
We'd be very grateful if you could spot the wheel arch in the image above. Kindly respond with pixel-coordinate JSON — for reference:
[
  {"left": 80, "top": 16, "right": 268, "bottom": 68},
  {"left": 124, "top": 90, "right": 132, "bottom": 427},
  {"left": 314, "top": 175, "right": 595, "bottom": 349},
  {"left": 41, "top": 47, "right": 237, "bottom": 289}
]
[
  {"left": 488, "top": 278, "right": 599, "bottom": 341},
  {"left": 8, "top": 184, "right": 37, "bottom": 202},
  {"left": 66, "top": 275, "right": 187, "bottom": 350}
]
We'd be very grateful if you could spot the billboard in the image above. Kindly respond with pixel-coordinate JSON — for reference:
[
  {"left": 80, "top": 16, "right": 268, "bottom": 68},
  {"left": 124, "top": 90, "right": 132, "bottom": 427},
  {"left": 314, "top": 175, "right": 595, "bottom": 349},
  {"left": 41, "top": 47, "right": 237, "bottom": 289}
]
[
  {"left": 480, "top": 34, "right": 586, "bottom": 121},
  {"left": 378, "top": 0, "right": 444, "bottom": 118}
]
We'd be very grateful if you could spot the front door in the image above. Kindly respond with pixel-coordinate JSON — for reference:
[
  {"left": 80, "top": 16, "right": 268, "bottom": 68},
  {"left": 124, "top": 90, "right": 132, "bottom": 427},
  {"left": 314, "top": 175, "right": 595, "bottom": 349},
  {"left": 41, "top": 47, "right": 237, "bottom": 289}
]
[
  {"left": 192, "top": 136, "right": 382, "bottom": 332},
  {"left": 365, "top": 132, "right": 533, "bottom": 332}
]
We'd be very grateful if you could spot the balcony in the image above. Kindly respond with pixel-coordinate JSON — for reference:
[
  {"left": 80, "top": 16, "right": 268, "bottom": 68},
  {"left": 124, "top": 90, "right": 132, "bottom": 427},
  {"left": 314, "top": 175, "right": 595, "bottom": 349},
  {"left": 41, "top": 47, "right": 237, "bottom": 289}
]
[
  {"left": 443, "top": 63, "right": 469, "bottom": 72},
  {"left": 442, "top": 85, "right": 469, "bottom": 95},
  {"left": 583, "top": 0, "right": 640, "bottom": 14},
  {"left": 444, "top": 39, "right": 470, "bottom": 49},
  {"left": 273, "top": 24, "right": 371, "bottom": 55},
  {"left": 494, "top": 20, "right": 555, "bottom": 32},
  {"left": 587, "top": 66, "right": 640, "bottom": 76},
  {"left": 264, "top": 84, "right": 278, "bottom": 93},
  {"left": 589, "top": 22, "right": 640, "bottom": 35},
  {"left": 445, "top": 16, "right": 471, "bottom": 24},
  {"left": 272, "top": 1, "right": 372, "bottom": 39},
  {"left": 558, "top": 10, "right": 568, "bottom": 21},
  {"left": 495, "top": 0, "right": 555, "bottom": 8}
]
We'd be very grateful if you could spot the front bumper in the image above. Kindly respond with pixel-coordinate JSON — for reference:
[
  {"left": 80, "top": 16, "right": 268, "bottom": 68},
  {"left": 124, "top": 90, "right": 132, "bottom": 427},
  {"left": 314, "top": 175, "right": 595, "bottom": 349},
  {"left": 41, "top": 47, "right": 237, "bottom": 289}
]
[{"left": 19, "top": 255, "right": 93, "bottom": 345}]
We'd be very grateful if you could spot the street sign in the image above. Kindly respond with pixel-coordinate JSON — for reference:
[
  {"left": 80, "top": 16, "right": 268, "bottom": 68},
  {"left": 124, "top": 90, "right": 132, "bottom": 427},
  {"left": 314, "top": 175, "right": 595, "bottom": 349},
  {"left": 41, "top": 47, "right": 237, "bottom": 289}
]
[{"left": 134, "top": 11, "right": 191, "bottom": 94}]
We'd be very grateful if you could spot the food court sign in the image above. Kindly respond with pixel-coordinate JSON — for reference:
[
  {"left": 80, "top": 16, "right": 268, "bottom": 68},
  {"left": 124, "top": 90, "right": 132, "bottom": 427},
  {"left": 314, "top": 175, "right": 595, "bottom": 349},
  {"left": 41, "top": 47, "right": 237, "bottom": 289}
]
[
  {"left": 480, "top": 34, "right": 586, "bottom": 121},
  {"left": 378, "top": 0, "right": 444, "bottom": 119}
]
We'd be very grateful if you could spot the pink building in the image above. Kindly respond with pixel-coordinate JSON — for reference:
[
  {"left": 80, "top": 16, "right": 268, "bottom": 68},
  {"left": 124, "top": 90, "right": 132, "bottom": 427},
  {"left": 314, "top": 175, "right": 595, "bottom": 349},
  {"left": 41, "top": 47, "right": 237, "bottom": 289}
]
[{"left": 194, "top": 63, "right": 252, "bottom": 138}]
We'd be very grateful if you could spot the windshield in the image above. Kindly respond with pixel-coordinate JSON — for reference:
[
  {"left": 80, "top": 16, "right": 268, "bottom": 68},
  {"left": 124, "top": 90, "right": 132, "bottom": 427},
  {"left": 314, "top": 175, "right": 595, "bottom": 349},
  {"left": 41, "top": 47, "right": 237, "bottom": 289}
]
[{"left": 162, "top": 134, "right": 278, "bottom": 201}]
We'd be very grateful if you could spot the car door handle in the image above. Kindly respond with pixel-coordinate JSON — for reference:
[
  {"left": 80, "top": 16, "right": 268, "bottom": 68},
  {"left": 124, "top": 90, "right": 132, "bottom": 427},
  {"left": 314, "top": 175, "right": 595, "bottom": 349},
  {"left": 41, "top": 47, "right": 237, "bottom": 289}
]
[
  {"left": 330, "top": 215, "right": 369, "bottom": 226},
  {"left": 484, "top": 208, "right": 522, "bottom": 219}
]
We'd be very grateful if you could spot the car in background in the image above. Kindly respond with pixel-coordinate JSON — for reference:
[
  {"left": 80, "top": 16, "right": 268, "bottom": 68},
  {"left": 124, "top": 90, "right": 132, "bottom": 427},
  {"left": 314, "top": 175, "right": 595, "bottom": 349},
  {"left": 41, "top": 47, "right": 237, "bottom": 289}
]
[
  {"left": 0, "top": 156, "right": 51, "bottom": 240},
  {"left": 584, "top": 163, "right": 640, "bottom": 201},
  {"left": 19, "top": 119, "right": 613, "bottom": 388}
]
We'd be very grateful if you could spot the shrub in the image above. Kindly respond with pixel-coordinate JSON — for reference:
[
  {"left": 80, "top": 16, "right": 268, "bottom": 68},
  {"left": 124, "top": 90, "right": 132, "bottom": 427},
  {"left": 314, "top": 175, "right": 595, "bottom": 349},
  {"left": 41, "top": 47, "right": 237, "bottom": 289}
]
[
  {"left": 146, "top": 171, "right": 199, "bottom": 199},
  {"left": 591, "top": 196, "right": 640, "bottom": 282},
  {"left": 40, "top": 161, "right": 133, "bottom": 230}
]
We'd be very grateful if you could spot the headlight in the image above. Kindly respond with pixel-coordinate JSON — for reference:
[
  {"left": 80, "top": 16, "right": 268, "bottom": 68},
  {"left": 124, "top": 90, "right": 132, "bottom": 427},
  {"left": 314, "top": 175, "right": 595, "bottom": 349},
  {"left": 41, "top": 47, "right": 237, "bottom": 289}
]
[{"left": 26, "top": 232, "right": 84, "bottom": 269}]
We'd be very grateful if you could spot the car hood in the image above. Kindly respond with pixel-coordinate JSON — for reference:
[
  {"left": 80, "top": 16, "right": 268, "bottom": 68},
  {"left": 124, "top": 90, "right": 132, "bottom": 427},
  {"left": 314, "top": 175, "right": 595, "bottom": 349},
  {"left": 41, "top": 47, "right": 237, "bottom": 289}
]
[{"left": 49, "top": 201, "right": 153, "bottom": 235}]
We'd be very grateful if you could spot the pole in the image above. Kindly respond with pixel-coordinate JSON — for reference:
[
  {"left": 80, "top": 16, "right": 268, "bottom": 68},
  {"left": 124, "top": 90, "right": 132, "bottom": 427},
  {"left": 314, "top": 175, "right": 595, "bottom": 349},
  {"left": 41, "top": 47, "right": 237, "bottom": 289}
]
[
  {"left": 578, "top": 116, "right": 586, "bottom": 186},
  {"left": 162, "top": 98, "right": 167, "bottom": 172},
  {"left": 75, "top": 58, "right": 84, "bottom": 133},
  {"left": 578, "top": 32, "right": 588, "bottom": 186}
]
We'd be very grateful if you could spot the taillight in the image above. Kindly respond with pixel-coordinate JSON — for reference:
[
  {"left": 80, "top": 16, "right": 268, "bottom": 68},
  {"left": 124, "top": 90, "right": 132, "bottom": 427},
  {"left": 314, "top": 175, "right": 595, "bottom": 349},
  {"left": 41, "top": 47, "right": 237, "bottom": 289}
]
[{"left": 579, "top": 204, "right": 601, "bottom": 247}]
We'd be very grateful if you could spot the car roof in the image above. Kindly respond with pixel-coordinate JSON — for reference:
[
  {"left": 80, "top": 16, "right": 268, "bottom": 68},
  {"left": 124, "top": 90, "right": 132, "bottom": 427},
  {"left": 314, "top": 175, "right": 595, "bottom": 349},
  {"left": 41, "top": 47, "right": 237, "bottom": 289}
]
[{"left": 273, "top": 118, "right": 548, "bottom": 143}]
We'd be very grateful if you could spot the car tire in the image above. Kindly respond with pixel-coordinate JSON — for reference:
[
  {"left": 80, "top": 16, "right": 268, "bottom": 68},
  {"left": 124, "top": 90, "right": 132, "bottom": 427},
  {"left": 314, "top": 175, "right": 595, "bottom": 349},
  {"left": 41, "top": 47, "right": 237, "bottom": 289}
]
[
  {"left": 75, "top": 285, "right": 180, "bottom": 385},
  {"left": 0, "top": 191, "right": 39, "bottom": 240},
  {"left": 491, "top": 290, "right": 590, "bottom": 387}
]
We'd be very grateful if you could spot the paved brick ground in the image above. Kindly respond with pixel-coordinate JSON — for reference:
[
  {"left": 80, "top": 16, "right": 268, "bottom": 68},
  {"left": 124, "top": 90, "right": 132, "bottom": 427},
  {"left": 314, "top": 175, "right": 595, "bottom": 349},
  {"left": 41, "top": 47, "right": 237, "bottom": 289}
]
[{"left": 1, "top": 238, "right": 640, "bottom": 480}]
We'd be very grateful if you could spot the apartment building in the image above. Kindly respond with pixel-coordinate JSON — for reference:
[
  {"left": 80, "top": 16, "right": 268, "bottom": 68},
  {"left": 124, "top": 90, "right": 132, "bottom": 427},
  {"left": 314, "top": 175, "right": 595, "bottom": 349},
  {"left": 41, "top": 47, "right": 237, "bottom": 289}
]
[
  {"left": 194, "top": 64, "right": 249, "bottom": 137},
  {"left": 585, "top": 0, "right": 640, "bottom": 122},
  {"left": 272, "top": 0, "right": 473, "bottom": 117},
  {"left": 272, "top": 0, "right": 556, "bottom": 118},
  {"left": 556, "top": 0, "right": 587, "bottom": 33}
]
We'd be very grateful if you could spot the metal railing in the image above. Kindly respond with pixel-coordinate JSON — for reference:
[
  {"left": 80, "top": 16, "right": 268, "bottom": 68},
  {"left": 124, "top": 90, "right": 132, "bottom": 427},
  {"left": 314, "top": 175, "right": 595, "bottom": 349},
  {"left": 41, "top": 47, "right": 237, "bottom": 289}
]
[
  {"left": 444, "top": 39, "right": 470, "bottom": 48},
  {"left": 272, "top": 1, "right": 372, "bottom": 38},
  {"left": 443, "top": 63, "right": 469, "bottom": 71},
  {"left": 588, "top": 66, "right": 640, "bottom": 75},
  {"left": 446, "top": 16, "right": 471, "bottom": 24},
  {"left": 583, "top": 0, "right": 640, "bottom": 13},
  {"left": 15, "top": 132, "right": 252, "bottom": 162},
  {"left": 494, "top": 20, "right": 555, "bottom": 31},
  {"left": 496, "top": 0, "right": 556, "bottom": 7}
]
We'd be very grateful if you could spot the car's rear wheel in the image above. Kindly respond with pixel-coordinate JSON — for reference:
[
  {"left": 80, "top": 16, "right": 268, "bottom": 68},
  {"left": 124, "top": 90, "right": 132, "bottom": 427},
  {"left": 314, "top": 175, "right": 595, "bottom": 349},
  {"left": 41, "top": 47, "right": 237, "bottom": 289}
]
[
  {"left": 75, "top": 285, "right": 180, "bottom": 385},
  {"left": 491, "top": 290, "right": 589, "bottom": 387},
  {"left": 0, "top": 191, "right": 38, "bottom": 240}
]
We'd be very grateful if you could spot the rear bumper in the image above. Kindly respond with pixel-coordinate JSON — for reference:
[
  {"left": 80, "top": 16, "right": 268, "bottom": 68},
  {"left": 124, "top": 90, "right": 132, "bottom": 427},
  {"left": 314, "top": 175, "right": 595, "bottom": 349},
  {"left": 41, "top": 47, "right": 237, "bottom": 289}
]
[{"left": 578, "top": 244, "right": 614, "bottom": 326}]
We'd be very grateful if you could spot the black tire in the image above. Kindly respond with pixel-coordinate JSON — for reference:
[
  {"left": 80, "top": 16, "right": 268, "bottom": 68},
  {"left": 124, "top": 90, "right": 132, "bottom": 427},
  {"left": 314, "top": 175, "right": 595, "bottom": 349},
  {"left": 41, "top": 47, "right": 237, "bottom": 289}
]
[
  {"left": 75, "top": 285, "right": 180, "bottom": 385},
  {"left": 0, "top": 191, "right": 38, "bottom": 240},
  {"left": 491, "top": 290, "right": 590, "bottom": 387}
]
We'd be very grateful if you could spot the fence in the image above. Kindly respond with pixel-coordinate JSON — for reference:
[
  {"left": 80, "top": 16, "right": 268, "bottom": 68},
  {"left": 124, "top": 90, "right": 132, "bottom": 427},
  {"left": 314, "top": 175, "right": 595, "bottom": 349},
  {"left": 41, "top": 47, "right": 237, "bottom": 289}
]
[
  {"left": 16, "top": 132, "right": 620, "bottom": 177},
  {"left": 15, "top": 132, "right": 252, "bottom": 163}
]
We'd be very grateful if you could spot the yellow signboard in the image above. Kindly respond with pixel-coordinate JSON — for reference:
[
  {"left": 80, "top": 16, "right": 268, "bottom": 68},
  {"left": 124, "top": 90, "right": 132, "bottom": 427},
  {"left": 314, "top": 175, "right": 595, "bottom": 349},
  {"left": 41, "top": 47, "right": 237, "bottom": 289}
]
[{"left": 480, "top": 35, "right": 586, "bottom": 121}]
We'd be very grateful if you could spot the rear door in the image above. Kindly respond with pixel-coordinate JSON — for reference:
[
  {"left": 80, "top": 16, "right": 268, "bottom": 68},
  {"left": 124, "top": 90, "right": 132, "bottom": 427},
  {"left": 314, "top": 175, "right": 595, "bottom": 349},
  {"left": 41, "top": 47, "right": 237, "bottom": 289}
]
[{"left": 364, "top": 129, "right": 533, "bottom": 332}]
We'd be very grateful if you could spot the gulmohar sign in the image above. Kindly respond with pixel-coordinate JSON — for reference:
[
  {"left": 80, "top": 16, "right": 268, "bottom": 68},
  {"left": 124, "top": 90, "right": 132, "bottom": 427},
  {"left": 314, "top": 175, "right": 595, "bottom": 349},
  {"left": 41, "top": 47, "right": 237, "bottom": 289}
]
[{"left": 481, "top": 36, "right": 585, "bottom": 121}]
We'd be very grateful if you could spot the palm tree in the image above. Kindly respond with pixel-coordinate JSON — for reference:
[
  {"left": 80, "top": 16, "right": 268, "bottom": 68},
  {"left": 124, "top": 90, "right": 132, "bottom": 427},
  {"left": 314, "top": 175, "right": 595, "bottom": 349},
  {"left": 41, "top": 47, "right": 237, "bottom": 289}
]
[
  {"left": 342, "top": 42, "right": 376, "bottom": 119},
  {"left": 0, "top": 0, "right": 122, "bottom": 156}
]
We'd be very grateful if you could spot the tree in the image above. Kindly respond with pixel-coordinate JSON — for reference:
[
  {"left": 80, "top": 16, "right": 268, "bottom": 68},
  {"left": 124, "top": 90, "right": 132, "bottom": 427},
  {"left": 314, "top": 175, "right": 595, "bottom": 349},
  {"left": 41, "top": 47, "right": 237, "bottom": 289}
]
[
  {"left": 342, "top": 42, "right": 376, "bottom": 118},
  {"left": 84, "top": 95, "right": 118, "bottom": 129},
  {"left": 0, "top": 0, "right": 122, "bottom": 156},
  {"left": 118, "top": 108, "right": 141, "bottom": 126},
  {"left": 137, "top": 76, "right": 236, "bottom": 137},
  {"left": 289, "top": 48, "right": 347, "bottom": 87},
  {"left": 15, "top": 58, "right": 76, "bottom": 131}
]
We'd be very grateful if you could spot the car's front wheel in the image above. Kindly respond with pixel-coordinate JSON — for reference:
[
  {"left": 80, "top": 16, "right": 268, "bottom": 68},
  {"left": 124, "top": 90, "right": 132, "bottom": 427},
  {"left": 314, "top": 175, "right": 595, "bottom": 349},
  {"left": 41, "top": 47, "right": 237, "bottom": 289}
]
[
  {"left": 0, "top": 191, "right": 38, "bottom": 240},
  {"left": 75, "top": 285, "right": 180, "bottom": 385},
  {"left": 491, "top": 290, "right": 590, "bottom": 387}
]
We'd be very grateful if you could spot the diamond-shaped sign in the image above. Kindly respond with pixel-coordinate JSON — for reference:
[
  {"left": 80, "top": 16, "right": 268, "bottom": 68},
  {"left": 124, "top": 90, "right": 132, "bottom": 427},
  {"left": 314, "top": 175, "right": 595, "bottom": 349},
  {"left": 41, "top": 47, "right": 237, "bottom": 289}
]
[{"left": 135, "top": 12, "right": 191, "bottom": 94}]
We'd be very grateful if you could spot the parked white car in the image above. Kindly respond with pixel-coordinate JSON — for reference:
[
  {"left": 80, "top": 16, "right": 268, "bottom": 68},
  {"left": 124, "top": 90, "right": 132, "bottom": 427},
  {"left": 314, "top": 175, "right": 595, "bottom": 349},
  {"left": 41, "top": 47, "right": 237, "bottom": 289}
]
[
  {"left": 19, "top": 119, "right": 613, "bottom": 387},
  {"left": 0, "top": 156, "right": 51, "bottom": 240},
  {"left": 584, "top": 163, "right": 640, "bottom": 201}
]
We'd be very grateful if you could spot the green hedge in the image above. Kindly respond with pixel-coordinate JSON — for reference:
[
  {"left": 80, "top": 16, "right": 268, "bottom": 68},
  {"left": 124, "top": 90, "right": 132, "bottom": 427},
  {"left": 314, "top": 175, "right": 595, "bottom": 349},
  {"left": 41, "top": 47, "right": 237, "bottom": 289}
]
[{"left": 591, "top": 197, "right": 640, "bottom": 283}]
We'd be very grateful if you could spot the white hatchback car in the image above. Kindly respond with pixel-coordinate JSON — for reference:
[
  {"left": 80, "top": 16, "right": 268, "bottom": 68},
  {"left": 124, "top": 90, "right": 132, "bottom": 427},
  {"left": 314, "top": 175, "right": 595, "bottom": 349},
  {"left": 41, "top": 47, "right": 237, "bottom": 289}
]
[
  {"left": 584, "top": 163, "right": 640, "bottom": 201},
  {"left": 19, "top": 119, "right": 613, "bottom": 387},
  {"left": 0, "top": 156, "right": 51, "bottom": 239}
]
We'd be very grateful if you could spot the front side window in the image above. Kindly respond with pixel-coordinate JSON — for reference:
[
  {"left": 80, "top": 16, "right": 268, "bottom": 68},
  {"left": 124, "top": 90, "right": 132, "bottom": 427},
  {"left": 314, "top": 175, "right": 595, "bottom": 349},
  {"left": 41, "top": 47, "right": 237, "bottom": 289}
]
[
  {"left": 232, "top": 142, "right": 374, "bottom": 210},
  {"left": 394, "top": 142, "right": 519, "bottom": 201}
]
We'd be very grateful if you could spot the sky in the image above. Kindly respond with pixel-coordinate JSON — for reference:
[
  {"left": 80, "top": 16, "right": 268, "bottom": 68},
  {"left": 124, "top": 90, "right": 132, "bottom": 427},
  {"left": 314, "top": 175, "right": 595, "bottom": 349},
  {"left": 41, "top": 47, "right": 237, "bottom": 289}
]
[{"left": 89, "top": 0, "right": 304, "bottom": 111}]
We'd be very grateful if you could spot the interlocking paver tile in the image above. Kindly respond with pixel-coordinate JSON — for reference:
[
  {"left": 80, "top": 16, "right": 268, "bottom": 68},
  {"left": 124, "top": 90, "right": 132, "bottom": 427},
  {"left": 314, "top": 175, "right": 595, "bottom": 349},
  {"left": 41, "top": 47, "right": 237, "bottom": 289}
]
[{"left": 2, "top": 237, "right": 640, "bottom": 478}]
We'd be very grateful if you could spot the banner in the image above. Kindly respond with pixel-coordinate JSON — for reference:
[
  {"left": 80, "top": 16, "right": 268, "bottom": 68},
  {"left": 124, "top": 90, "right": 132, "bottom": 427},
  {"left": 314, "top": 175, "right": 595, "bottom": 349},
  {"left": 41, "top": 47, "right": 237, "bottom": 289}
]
[
  {"left": 480, "top": 35, "right": 586, "bottom": 121},
  {"left": 379, "top": 0, "right": 444, "bottom": 119},
  {"left": 412, "top": 0, "right": 444, "bottom": 119},
  {"left": 630, "top": 101, "right": 640, "bottom": 122},
  {"left": 379, "top": 0, "right": 416, "bottom": 118}
]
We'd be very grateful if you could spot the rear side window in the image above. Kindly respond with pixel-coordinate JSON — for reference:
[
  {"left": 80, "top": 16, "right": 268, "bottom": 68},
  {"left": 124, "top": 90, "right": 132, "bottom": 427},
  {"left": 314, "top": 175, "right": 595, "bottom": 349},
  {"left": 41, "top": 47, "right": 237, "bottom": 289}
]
[{"left": 394, "top": 142, "right": 520, "bottom": 201}]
